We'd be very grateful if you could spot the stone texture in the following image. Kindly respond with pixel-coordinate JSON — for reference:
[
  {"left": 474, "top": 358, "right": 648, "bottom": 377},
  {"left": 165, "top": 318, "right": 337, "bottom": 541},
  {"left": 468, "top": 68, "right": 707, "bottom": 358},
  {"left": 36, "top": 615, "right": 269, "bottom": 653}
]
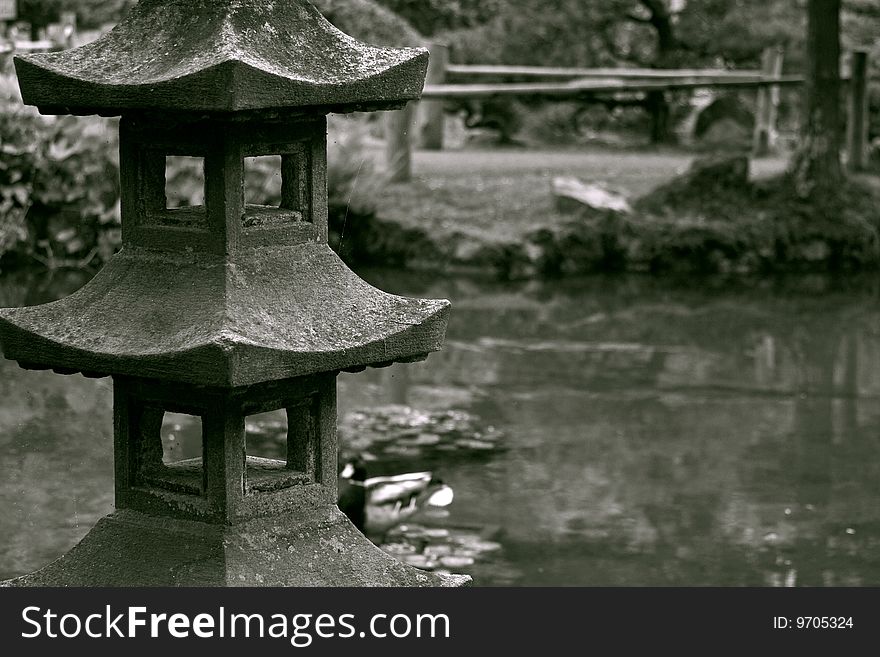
[
  {"left": 3, "top": 508, "right": 469, "bottom": 587},
  {"left": 0, "top": 243, "right": 449, "bottom": 386},
  {"left": 14, "top": 0, "right": 429, "bottom": 115}
]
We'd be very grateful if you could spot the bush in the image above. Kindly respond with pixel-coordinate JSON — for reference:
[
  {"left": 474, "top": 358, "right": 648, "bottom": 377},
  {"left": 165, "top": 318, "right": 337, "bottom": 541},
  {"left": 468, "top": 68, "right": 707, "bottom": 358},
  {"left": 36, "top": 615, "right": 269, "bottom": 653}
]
[
  {"left": 312, "top": 0, "right": 423, "bottom": 47},
  {"left": 0, "top": 75, "right": 119, "bottom": 270},
  {"left": 373, "top": 0, "right": 500, "bottom": 36},
  {"left": 63, "top": 0, "right": 135, "bottom": 29}
]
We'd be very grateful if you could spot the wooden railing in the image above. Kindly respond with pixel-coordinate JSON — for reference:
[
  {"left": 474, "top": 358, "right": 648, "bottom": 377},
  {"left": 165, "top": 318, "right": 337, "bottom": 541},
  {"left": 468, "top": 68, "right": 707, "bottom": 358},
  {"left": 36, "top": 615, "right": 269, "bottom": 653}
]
[{"left": 385, "top": 45, "right": 871, "bottom": 183}]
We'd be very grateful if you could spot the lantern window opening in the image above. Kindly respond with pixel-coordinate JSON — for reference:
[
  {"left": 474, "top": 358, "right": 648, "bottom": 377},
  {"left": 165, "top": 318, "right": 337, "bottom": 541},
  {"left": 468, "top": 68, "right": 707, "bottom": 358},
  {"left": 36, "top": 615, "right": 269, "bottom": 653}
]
[
  {"left": 165, "top": 155, "right": 207, "bottom": 211},
  {"left": 133, "top": 411, "right": 205, "bottom": 497},
  {"left": 242, "top": 402, "right": 318, "bottom": 495},
  {"left": 241, "top": 141, "right": 312, "bottom": 230},
  {"left": 152, "top": 155, "right": 209, "bottom": 230}
]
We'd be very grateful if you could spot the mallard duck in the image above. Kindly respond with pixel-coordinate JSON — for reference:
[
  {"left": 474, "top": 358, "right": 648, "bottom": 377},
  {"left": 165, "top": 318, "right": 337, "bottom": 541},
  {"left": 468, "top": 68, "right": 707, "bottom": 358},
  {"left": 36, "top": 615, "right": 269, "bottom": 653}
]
[{"left": 338, "top": 457, "right": 454, "bottom": 541}]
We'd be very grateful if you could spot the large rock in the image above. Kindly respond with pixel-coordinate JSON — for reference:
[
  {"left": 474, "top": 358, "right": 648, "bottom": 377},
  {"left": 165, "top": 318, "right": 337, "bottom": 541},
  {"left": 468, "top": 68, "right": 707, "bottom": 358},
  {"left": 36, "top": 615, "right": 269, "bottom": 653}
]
[{"left": 552, "top": 177, "right": 632, "bottom": 217}]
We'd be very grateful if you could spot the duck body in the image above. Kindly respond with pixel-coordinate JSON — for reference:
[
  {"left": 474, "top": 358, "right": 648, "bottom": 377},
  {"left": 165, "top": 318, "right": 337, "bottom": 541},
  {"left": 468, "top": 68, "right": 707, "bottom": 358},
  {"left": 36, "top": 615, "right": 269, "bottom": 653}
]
[{"left": 338, "top": 460, "right": 453, "bottom": 541}]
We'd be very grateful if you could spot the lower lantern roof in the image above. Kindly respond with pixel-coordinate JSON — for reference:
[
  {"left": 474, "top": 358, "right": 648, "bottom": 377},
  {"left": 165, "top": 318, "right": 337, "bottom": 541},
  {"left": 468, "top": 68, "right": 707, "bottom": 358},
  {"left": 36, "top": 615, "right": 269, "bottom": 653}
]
[{"left": 0, "top": 243, "right": 449, "bottom": 387}]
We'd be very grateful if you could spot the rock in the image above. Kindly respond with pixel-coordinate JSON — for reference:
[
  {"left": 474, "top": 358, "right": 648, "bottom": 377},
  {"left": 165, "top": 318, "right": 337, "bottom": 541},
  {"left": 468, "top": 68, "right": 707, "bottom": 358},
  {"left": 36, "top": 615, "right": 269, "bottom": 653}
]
[{"left": 552, "top": 177, "right": 632, "bottom": 216}]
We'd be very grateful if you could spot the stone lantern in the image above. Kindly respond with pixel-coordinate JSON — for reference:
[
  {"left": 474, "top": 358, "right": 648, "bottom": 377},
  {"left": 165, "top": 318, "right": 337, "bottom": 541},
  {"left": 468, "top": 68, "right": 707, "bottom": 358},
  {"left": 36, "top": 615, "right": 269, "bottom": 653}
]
[{"left": 0, "top": 0, "right": 466, "bottom": 587}]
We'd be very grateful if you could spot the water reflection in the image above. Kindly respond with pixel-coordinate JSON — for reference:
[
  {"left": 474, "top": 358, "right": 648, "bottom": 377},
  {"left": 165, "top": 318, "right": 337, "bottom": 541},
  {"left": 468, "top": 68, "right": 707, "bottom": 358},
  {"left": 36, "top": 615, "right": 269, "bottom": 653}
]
[{"left": 2, "top": 270, "right": 880, "bottom": 586}]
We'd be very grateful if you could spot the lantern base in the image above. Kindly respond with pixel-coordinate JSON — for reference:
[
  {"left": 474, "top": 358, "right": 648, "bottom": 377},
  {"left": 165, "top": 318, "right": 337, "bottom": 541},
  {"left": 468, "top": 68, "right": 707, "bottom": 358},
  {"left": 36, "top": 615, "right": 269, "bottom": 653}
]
[{"left": 2, "top": 508, "right": 470, "bottom": 587}]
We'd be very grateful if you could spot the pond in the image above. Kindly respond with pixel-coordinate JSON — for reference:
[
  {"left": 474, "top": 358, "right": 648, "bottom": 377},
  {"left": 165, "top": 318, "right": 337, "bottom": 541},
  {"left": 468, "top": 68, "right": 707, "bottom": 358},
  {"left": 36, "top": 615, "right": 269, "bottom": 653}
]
[{"left": 2, "top": 268, "right": 880, "bottom": 586}]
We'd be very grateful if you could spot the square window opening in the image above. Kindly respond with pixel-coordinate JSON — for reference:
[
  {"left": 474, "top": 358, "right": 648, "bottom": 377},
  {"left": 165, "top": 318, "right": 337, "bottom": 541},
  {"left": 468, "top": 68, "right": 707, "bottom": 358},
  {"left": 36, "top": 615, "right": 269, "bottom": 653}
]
[
  {"left": 244, "top": 407, "right": 316, "bottom": 494},
  {"left": 132, "top": 412, "right": 205, "bottom": 496},
  {"left": 242, "top": 150, "right": 310, "bottom": 229},
  {"left": 164, "top": 156, "right": 207, "bottom": 225}
]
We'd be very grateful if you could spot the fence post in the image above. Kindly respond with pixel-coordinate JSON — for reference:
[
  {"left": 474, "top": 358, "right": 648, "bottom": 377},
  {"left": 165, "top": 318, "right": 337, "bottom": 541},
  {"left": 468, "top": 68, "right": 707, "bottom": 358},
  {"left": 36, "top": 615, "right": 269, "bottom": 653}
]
[
  {"left": 385, "top": 101, "right": 416, "bottom": 183},
  {"left": 420, "top": 42, "right": 449, "bottom": 150},
  {"left": 847, "top": 49, "right": 869, "bottom": 173},
  {"left": 752, "top": 46, "right": 784, "bottom": 156}
]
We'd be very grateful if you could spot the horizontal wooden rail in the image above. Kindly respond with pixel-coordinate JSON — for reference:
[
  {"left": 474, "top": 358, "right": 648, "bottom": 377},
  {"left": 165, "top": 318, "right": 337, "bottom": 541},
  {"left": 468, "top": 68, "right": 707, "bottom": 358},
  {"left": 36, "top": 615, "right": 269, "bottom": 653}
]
[
  {"left": 0, "top": 39, "right": 61, "bottom": 54},
  {"left": 445, "top": 64, "right": 768, "bottom": 81},
  {"left": 421, "top": 75, "right": 806, "bottom": 100}
]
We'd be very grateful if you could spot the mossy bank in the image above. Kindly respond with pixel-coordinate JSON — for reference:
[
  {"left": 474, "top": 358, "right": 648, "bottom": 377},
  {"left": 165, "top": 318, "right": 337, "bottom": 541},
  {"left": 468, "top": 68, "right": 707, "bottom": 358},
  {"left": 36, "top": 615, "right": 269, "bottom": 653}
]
[{"left": 333, "top": 155, "right": 880, "bottom": 279}]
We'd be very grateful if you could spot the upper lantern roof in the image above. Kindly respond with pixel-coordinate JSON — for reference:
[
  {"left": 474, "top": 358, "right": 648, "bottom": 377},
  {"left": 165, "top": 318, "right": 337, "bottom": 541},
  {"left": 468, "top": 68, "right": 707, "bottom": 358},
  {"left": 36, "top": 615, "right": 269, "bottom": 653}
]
[{"left": 14, "top": 0, "right": 429, "bottom": 115}]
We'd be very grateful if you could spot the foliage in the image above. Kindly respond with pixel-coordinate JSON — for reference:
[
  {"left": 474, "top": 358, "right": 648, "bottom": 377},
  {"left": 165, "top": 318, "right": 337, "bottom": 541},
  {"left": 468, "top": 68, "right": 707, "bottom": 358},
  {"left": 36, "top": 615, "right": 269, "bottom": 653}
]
[
  {"left": 18, "top": 0, "right": 422, "bottom": 42},
  {"left": 441, "top": 2, "right": 611, "bottom": 68},
  {"left": 671, "top": 0, "right": 803, "bottom": 66},
  {"left": 437, "top": 0, "right": 802, "bottom": 69},
  {"left": 0, "top": 80, "right": 36, "bottom": 260},
  {"left": 0, "top": 75, "right": 119, "bottom": 270},
  {"left": 374, "top": 0, "right": 500, "bottom": 36},
  {"left": 16, "top": 0, "right": 63, "bottom": 36},
  {"left": 63, "top": 0, "right": 135, "bottom": 29},
  {"left": 618, "top": 174, "right": 880, "bottom": 274},
  {"left": 311, "top": 0, "right": 423, "bottom": 47}
]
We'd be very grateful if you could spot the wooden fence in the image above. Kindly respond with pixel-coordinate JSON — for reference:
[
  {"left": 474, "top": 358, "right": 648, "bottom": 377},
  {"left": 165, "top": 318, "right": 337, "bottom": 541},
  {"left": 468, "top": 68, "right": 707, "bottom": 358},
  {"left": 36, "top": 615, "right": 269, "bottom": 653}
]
[{"left": 385, "top": 46, "right": 871, "bottom": 182}]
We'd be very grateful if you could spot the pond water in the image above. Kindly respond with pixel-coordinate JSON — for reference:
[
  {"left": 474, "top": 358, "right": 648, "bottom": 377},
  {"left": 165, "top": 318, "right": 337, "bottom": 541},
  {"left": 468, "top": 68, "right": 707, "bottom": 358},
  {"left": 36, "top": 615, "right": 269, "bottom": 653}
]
[{"left": 2, "top": 268, "right": 880, "bottom": 586}]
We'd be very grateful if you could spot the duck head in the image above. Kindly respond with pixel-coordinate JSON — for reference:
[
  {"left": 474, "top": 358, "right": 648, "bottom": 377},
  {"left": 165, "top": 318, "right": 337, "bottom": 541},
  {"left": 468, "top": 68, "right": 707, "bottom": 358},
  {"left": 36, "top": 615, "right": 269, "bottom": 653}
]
[{"left": 339, "top": 456, "right": 367, "bottom": 482}]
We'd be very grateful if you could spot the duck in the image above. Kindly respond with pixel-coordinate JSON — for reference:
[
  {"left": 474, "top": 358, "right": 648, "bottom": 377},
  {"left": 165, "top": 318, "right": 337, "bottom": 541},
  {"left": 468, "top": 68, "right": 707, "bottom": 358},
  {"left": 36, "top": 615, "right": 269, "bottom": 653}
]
[{"left": 337, "top": 456, "right": 454, "bottom": 542}]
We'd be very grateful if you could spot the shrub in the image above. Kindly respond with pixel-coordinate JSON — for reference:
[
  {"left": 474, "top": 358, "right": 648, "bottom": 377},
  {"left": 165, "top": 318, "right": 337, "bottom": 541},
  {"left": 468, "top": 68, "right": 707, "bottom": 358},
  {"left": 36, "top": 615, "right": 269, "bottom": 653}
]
[
  {"left": 0, "top": 75, "right": 119, "bottom": 270},
  {"left": 373, "top": 0, "right": 500, "bottom": 36}
]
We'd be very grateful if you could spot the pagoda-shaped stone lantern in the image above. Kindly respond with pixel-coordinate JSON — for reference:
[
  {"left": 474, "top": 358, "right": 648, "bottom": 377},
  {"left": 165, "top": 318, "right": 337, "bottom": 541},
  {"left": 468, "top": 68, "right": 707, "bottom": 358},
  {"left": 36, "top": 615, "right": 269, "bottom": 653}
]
[{"left": 0, "top": 0, "right": 466, "bottom": 587}]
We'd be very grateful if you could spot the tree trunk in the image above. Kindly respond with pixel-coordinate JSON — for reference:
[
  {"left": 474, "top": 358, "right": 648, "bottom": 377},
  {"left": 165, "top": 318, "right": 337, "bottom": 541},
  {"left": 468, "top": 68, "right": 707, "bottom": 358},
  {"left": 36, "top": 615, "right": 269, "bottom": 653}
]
[
  {"left": 791, "top": 0, "right": 843, "bottom": 199},
  {"left": 647, "top": 91, "right": 672, "bottom": 143},
  {"left": 642, "top": 0, "right": 677, "bottom": 145}
]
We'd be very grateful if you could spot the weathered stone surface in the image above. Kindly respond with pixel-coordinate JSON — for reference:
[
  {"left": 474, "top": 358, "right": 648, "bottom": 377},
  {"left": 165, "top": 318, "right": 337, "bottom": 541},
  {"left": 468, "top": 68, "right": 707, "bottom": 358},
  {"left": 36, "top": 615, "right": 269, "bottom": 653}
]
[
  {"left": 552, "top": 177, "right": 632, "bottom": 216},
  {"left": 14, "top": 0, "right": 429, "bottom": 115},
  {"left": 3, "top": 508, "right": 470, "bottom": 587},
  {"left": 0, "top": 243, "right": 449, "bottom": 386}
]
